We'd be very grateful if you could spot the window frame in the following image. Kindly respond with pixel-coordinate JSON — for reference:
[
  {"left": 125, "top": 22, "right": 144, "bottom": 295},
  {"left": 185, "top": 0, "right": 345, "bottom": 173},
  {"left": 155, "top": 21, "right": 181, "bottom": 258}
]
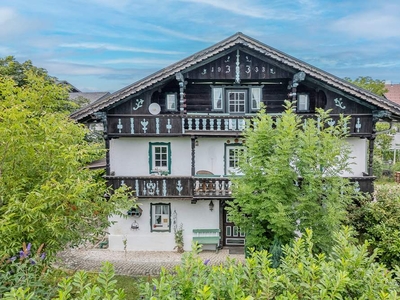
[
  {"left": 211, "top": 86, "right": 224, "bottom": 111},
  {"left": 150, "top": 203, "right": 171, "bottom": 232},
  {"left": 165, "top": 93, "right": 177, "bottom": 111},
  {"left": 250, "top": 86, "right": 263, "bottom": 111},
  {"left": 224, "top": 143, "right": 244, "bottom": 175},
  {"left": 226, "top": 89, "right": 247, "bottom": 114},
  {"left": 149, "top": 142, "right": 171, "bottom": 174},
  {"left": 297, "top": 93, "right": 310, "bottom": 112}
]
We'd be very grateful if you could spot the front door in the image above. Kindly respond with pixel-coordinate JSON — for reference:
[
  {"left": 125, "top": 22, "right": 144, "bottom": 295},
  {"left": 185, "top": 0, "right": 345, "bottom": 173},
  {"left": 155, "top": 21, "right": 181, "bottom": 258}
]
[{"left": 223, "top": 208, "right": 245, "bottom": 246}]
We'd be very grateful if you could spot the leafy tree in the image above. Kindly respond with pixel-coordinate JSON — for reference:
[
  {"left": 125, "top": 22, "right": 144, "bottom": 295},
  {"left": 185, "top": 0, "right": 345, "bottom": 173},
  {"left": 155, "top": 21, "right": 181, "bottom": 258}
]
[
  {"left": 0, "top": 56, "right": 88, "bottom": 112},
  {"left": 0, "top": 71, "right": 132, "bottom": 259},
  {"left": 227, "top": 102, "right": 361, "bottom": 253},
  {"left": 345, "top": 76, "right": 388, "bottom": 96},
  {"left": 0, "top": 56, "right": 51, "bottom": 87}
]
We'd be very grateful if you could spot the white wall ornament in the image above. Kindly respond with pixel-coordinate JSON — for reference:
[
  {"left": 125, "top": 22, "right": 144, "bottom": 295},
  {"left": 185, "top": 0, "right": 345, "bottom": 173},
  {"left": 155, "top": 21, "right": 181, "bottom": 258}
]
[
  {"left": 133, "top": 99, "right": 144, "bottom": 110},
  {"left": 334, "top": 98, "right": 346, "bottom": 109}
]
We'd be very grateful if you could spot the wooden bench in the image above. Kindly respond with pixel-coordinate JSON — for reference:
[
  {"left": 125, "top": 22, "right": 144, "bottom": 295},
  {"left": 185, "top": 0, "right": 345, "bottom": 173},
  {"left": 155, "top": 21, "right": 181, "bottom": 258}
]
[{"left": 192, "top": 229, "right": 220, "bottom": 252}]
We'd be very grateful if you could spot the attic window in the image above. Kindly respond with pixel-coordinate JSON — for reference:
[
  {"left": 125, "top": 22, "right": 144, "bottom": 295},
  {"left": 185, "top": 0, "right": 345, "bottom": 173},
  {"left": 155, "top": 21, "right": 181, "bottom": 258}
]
[
  {"left": 166, "top": 93, "right": 177, "bottom": 111},
  {"left": 297, "top": 93, "right": 310, "bottom": 112}
]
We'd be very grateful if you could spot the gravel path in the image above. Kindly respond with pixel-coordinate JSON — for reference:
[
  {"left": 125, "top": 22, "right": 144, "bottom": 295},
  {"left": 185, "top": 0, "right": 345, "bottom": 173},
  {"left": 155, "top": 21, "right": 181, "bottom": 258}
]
[{"left": 56, "top": 248, "right": 245, "bottom": 276}]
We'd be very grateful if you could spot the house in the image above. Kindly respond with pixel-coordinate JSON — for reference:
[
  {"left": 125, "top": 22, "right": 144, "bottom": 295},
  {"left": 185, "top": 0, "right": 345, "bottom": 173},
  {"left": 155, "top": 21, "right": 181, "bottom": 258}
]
[
  {"left": 385, "top": 84, "right": 400, "bottom": 163},
  {"left": 71, "top": 33, "right": 400, "bottom": 252}
]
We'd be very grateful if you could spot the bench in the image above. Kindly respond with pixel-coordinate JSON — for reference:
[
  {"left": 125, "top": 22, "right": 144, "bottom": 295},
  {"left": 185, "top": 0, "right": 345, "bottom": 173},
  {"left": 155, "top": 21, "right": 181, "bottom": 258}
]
[{"left": 192, "top": 229, "right": 220, "bottom": 252}]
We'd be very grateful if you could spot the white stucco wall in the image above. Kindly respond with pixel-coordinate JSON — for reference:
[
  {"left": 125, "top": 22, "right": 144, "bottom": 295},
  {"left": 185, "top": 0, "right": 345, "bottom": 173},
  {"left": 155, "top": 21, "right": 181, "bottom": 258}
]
[
  {"left": 109, "top": 137, "right": 192, "bottom": 176},
  {"left": 342, "top": 137, "right": 368, "bottom": 177},
  {"left": 108, "top": 199, "right": 220, "bottom": 251}
]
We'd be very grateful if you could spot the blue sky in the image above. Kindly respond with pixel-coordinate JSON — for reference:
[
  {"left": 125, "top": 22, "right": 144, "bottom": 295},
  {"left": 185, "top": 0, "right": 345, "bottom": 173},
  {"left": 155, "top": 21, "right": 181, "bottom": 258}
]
[{"left": 1, "top": 0, "right": 400, "bottom": 92}]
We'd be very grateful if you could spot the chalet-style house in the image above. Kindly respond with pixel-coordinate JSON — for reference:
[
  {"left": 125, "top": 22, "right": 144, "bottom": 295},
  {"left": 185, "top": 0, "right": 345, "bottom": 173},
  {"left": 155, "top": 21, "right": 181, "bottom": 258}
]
[{"left": 71, "top": 33, "right": 400, "bottom": 252}]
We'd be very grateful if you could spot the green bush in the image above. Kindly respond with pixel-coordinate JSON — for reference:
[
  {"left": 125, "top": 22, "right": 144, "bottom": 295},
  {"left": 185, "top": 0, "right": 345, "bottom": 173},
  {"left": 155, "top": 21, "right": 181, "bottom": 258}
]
[
  {"left": 351, "top": 183, "right": 400, "bottom": 269},
  {"left": 1, "top": 262, "right": 126, "bottom": 300},
  {"left": 140, "top": 228, "right": 399, "bottom": 299}
]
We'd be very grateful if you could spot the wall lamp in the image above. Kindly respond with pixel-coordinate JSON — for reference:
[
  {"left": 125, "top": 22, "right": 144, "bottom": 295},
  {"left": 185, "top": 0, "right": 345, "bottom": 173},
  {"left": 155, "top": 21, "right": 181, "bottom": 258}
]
[{"left": 209, "top": 200, "right": 214, "bottom": 211}]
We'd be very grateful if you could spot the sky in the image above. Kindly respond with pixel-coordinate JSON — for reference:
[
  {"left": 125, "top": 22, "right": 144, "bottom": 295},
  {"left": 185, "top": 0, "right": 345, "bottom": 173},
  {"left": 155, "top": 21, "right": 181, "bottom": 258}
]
[{"left": 1, "top": 0, "right": 400, "bottom": 92}]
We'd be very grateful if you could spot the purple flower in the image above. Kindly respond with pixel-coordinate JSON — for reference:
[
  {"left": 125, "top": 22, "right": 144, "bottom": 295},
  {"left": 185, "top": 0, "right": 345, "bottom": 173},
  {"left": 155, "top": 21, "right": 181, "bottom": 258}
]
[
  {"left": 203, "top": 259, "right": 210, "bottom": 265},
  {"left": 152, "top": 285, "right": 157, "bottom": 291},
  {"left": 19, "top": 250, "right": 27, "bottom": 259},
  {"left": 30, "top": 259, "right": 36, "bottom": 265},
  {"left": 27, "top": 243, "right": 32, "bottom": 252},
  {"left": 40, "top": 253, "right": 46, "bottom": 260},
  {"left": 10, "top": 256, "right": 17, "bottom": 262}
]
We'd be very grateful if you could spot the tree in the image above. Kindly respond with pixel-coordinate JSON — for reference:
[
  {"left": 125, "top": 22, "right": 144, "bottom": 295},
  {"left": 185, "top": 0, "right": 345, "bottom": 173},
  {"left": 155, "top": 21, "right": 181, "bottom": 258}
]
[
  {"left": 0, "top": 56, "right": 88, "bottom": 112},
  {"left": 345, "top": 76, "right": 388, "bottom": 96},
  {"left": 227, "top": 102, "right": 361, "bottom": 253},
  {"left": 0, "top": 71, "right": 131, "bottom": 259}
]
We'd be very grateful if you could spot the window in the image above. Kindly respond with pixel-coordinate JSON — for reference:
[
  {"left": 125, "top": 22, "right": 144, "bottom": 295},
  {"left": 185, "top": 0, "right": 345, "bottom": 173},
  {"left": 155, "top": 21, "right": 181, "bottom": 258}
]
[
  {"left": 225, "top": 144, "right": 244, "bottom": 175},
  {"left": 227, "top": 90, "right": 246, "bottom": 113},
  {"left": 212, "top": 87, "right": 223, "bottom": 111},
  {"left": 250, "top": 87, "right": 262, "bottom": 111},
  {"left": 165, "top": 93, "right": 177, "bottom": 111},
  {"left": 211, "top": 86, "right": 262, "bottom": 113},
  {"left": 149, "top": 142, "right": 171, "bottom": 174},
  {"left": 297, "top": 93, "right": 310, "bottom": 112},
  {"left": 151, "top": 203, "right": 171, "bottom": 232}
]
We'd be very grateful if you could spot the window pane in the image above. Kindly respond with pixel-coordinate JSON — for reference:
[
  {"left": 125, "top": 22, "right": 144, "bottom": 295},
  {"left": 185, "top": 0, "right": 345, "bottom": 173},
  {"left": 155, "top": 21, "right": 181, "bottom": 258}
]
[{"left": 226, "top": 226, "right": 231, "bottom": 236}]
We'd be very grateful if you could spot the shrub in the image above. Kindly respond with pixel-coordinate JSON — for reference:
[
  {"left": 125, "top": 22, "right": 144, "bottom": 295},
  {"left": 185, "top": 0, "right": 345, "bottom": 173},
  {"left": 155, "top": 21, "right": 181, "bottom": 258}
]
[
  {"left": 351, "top": 183, "right": 400, "bottom": 269},
  {"left": 140, "top": 228, "right": 399, "bottom": 299}
]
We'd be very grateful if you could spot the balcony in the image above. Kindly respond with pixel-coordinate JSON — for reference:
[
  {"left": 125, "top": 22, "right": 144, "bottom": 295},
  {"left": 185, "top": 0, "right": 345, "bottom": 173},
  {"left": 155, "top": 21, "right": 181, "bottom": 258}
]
[
  {"left": 106, "top": 113, "right": 373, "bottom": 137},
  {"left": 106, "top": 175, "right": 374, "bottom": 199},
  {"left": 106, "top": 176, "right": 233, "bottom": 199}
]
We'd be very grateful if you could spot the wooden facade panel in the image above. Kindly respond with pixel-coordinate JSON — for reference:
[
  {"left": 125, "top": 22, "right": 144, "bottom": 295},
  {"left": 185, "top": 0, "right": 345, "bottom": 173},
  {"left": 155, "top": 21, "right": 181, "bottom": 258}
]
[{"left": 186, "top": 50, "right": 292, "bottom": 81}]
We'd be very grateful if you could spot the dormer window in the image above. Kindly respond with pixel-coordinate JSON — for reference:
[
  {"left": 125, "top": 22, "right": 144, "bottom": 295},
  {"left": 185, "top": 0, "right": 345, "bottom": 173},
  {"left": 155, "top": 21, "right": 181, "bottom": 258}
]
[
  {"left": 165, "top": 93, "right": 177, "bottom": 111},
  {"left": 297, "top": 93, "right": 310, "bottom": 112}
]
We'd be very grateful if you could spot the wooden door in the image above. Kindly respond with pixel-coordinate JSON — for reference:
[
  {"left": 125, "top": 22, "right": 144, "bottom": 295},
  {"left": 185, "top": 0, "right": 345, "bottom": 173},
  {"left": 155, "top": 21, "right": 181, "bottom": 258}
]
[{"left": 222, "top": 208, "right": 245, "bottom": 246}]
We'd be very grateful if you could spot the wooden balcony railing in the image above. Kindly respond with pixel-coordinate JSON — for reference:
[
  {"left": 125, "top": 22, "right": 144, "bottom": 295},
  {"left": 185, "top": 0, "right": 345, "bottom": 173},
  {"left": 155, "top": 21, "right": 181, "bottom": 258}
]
[
  {"left": 106, "top": 176, "right": 233, "bottom": 199},
  {"left": 106, "top": 175, "right": 374, "bottom": 199},
  {"left": 106, "top": 113, "right": 373, "bottom": 137}
]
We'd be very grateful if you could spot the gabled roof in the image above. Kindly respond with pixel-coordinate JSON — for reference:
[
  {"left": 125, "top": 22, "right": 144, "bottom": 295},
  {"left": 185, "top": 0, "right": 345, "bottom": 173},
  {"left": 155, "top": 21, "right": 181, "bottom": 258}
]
[
  {"left": 71, "top": 32, "right": 400, "bottom": 121},
  {"left": 69, "top": 92, "right": 110, "bottom": 104},
  {"left": 385, "top": 84, "right": 400, "bottom": 105}
]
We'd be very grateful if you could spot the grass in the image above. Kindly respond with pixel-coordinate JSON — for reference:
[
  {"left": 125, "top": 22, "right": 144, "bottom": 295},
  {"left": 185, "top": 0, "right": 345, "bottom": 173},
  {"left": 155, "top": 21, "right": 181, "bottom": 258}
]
[{"left": 115, "top": 275, "right": 144, "bottom": 300}]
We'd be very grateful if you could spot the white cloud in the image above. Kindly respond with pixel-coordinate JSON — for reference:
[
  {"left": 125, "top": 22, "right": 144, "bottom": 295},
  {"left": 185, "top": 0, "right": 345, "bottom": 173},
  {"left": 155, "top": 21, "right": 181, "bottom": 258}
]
[
  {"left": 0, "top": 6, "right": 43, "bottom": 38},
  {"left": 331, "top": 3, "right": 400, "bottom": 39},
  {"left": 102, "top": 58, "right": 175, "bottom": 66},
  {"left": 60, "top": 42, "right": 183, "bottom": 55}
]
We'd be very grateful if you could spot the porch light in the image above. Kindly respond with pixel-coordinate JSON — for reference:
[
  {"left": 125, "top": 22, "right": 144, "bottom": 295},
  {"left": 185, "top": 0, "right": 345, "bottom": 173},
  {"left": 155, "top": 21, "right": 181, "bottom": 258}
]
[
  {"left": 131, "top": 220, "right": 139, "bottom": 230},
  {"left": 209, "top": 200, "right": 214, "bottom": 211}
]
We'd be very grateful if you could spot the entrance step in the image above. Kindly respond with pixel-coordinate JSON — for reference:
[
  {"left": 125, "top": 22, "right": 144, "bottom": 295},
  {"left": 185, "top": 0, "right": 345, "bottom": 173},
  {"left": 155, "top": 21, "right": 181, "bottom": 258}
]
[{"left": 228, "top": 247, "right": 245, "bottom": 255}]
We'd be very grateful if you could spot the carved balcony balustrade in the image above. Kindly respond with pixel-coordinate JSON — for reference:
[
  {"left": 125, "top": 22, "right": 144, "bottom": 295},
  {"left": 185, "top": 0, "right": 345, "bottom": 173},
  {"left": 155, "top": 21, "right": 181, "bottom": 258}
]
[
  {"left": 105, "top": 175, "right": 374, "bottom": 199},
  {"left": 105, "top": 176, "right": 233, "bottom": 199},
  {"left": 106, "top": 113, "right": 373, "bottom": 137}
]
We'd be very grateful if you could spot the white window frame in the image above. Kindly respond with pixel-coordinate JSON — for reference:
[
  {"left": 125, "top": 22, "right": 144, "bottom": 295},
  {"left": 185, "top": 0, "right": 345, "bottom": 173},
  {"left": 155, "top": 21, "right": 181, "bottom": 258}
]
[
  {"left": 165, "top": 93, "right": 177, "bottom": 111},
  {"left": 227, "top": 89, "right": 247, "bottom": 114},
  {"left": 250, "top": 87, "right": 262, "bottom": 111},
  {"left": 212, "top": 87, "right": 223, "bottom": 111},
  {"left": 297, "top": 93, "right": 310, "bottom": 112},
  {"left": 225, "top": 144, "right": 244, "bottom": 175},
  {"left": 149, "top": 142, "right": 171, "bottom": 174},
  {"left": 151, "top": 203, "right": 171, "bottom": 232}
]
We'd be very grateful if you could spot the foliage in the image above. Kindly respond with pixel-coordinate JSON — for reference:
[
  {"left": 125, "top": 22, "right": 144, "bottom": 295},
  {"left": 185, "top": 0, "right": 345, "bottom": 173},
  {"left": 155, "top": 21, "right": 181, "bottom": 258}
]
[
  {"left": 227, "top": 102, "right": 361, "bottom": 253},
  {"left": 0, "top": 71, "right": 133, "bottom": 259},
  {"left": 1, "top": 262, "right": 126, "bottom": 300},
  {"left": 174, "top": 223, "right": 185, "bottom": 253},
  {"left": 345, "top": 76, "right": 388, "bottom": 96},
  {"left": 375, "top": 122, "right": 396, "bottom": 165},
  {"left": 0, "top": 56, "right": 51, "bottom": 87},
  {"left": 140, "top": 228, "right": 400, "bottom": 299},
  {"left": 0, "top": 243, "right": 55, "bottom": 298},
  {"left": 350, "top": 183, "right": 400, "bottom": 269}
]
